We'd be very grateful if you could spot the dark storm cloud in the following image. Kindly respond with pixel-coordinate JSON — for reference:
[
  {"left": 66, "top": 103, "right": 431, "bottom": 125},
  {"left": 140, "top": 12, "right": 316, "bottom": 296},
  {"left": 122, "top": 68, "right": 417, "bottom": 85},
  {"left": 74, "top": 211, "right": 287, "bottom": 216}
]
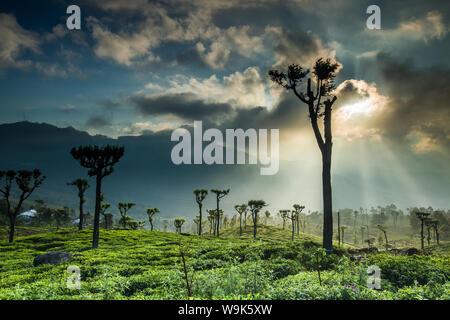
[
  {"left": 362, "top": 52, "right": 450, "bottom": 151},
  {"left": 129, "top": 93, "right": 234, "bottom": 121}
]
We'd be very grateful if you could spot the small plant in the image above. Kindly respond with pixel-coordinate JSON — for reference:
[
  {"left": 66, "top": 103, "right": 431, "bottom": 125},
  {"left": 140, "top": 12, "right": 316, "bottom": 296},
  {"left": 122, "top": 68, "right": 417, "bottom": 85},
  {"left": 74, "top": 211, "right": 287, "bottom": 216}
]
[{"left": 314, "top": 248, "right": 327, "bottom": 286}]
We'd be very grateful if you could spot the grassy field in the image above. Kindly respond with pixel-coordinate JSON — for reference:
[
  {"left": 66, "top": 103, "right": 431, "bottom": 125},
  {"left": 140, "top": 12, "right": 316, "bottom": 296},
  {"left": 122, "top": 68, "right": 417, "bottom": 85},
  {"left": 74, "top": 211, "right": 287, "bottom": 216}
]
[{"left": 0, "top": 226, "right": 449, "bottom": 300}]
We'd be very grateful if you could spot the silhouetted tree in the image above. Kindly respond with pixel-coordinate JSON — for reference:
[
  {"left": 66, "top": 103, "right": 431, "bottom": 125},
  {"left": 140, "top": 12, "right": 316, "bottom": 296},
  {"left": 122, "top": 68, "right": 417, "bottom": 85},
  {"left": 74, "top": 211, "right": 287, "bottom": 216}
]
[
  {"left": 340, "top": 226, "right": 347, "bottom": 245},
  {"left": 118, "top": 202, "right": 135, "bottom": 228},
  {"left": 0, "top": 169, "right": 45, "bottom": 242},
  {"left": 270, "top": 58, "right": 339, "bottom": 252},
  {"left": 360, "top": 226, "right": 366, "bottom": 245},
  {"left": 264, "top": 210, "right": 271, "bottom": 225},
  {"left": 248, "top": 200, "right": 267, "bottom": 239},
  {"left": 211, "top": 189, "right": 229, "bottom": 237},
  {"left": 279, "top": 210, "right": 289, "bottom": 230},
  {"left": 54, "top": 207, "right": 70, "bottom": 230},
  {"left": 377, "top": 224, "right": 389, "bottom": 250},
  {"left": 292, "top": 204, "right": 305, "bottom": 237},
  {"left": 415, "top": 212, "right": 430, "bottom": 250},
  {"left": 194, "top": 189, "right": 208, "bottom": 235},
  {"left": 174, "top": 218, "right": 185, "bottom": 233},
  {"left": 67, "top": 178, "right": 90, "bottom": 230},
  {"left": 70, "top": 145, "right": 124, "bottom": 248},
  {"left": 147, "top": 207, "right": 159, "bottom": 231},
  {"left": 97, "top": 194, "right": 112, "bottom": 229},
  {"left": 235, "top": 204, "right": 247, "bottom": 236},
  {"left": 337, "top": 210, "right": 341, "bottom": 247},
  {"left": 207, "top": 210, "right": 215, "bottom": 235},
  {"left": 288, "top": 210, "right": 296, "bottom": 241}
]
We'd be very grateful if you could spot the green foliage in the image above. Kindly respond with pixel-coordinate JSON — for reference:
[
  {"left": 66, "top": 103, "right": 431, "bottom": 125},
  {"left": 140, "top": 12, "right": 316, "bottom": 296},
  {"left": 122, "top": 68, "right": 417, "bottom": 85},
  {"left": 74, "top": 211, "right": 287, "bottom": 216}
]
[{"left": 0, "top": 227, "right": 448, "bottom": 300}]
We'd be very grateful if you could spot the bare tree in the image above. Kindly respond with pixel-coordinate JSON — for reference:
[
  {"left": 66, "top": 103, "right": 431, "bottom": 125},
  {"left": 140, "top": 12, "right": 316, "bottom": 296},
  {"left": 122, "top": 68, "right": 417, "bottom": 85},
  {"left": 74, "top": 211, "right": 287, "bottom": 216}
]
[
  {"left": 377, "top": 224, "right": 389, "bottom": 250},
  {"left": 174, "top": 218, "right": 185, "bottom": 234},
  {"left": 147, "top": 208, "right": 160, "bottom": 231},
  {"left": 0, "top": 170, "right": 45, "bottom": 242},
  {"left": 70, "top": 145, "right": 124, "bottom": 248},
  {"left": 269, "top": 58, "right": 340, "bottom": 252},
  {"left": 235, "top": 204, "right": 247, "bottom": 236},
  {"left": 211, "top": 189, "right": 229, "bottom": 237},
  {"left": 67, "top": 178, "right": 90, "bottom": 230},
  {"left": 248, "top": 200, "right": 267, "bottom": 239},
  {"left": 415, "top": 212, "right": 430, "bottom": 250},
  {"left": 292, "top": 204, "right": 305, "bottom": 237},
  {"left": 194, "top": 189, "right": 208, "bottom": 235},
  {"left": 118, "top": 202, "right": 136, "bottom": 228},
  {"left": 279, "top": 210, "right": 289, "bottom": 230}
]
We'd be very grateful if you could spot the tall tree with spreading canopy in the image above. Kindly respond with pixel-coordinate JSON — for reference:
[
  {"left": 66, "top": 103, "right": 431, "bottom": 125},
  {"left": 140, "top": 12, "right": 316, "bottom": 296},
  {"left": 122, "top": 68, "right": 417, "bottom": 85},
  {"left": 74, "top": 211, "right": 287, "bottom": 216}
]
[
  {"left": 67, "top": 178, "right": 90, "bottom": 230},
  {"left": 235, "top": 204, "right": 248, "bottom": 236},
  {"left": 279, "top": 210, "right": 289, "bottom": 230},
  {"left": 146, "top": 207, "right": 160, "bottom": 231},
  {"left": 269, "top": 58, "right": 339, "bottom": 252},
  {"left": 70, "top": 145, "right": 124, "bottom": 248},
  {"left": 293, "top": 204, "right": 305, "bottom": 236},
  {"left": 248, "top": 200, "right": 267, "bottom": 239},
  {"left": 415, "top": 212, "right": 431, "bottom": 250},
  {"left": 0, "top": 169, "right": 45, "bottom": 242},
  {"left": 211, "top": 189, "right": 230, "bottom": 237},
  {"left": 174, "top": 218, "right": 185, "bottom": 234},
  {"left": 194, "top": 189, "right": 208, "bottom": 235},
  {"left": 118, "top": 202, "right": 136, "bottom": 228}
]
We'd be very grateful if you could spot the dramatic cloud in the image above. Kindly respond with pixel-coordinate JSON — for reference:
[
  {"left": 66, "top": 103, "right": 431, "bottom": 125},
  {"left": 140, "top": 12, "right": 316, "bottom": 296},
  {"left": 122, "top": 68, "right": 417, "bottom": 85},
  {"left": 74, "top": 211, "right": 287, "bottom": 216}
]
[
  {"left": 0, "top": 13, "right": 40, "bottom": 69},
  {"left": 392, "top": 11, "right": 448, "bottom": 42},
  {"left": 374, "top": 53, "right": 450, "bottom": 153},
  {"left": 266, "top": 26, "right": 338, "bottom": 69},
  {"left": 130, "top": 92, "right": 234, "bottom": 123},
  {"left": 144, "top": 66, "right": 272, "bottom": 108}
]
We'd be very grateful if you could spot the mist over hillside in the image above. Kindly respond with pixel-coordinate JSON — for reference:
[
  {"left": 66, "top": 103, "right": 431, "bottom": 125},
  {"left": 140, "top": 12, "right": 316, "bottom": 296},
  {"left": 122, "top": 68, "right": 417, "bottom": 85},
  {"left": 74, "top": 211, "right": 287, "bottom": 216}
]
[{"left": 0, "top": 122, "right": 448, "bottom": 227}]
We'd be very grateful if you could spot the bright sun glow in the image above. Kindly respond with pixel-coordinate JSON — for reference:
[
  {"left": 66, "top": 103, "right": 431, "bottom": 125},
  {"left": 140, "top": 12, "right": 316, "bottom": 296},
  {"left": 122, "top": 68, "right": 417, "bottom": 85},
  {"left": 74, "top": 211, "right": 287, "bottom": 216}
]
[{"left": 339, "top": 99, "right": 376, "bottom": 120}]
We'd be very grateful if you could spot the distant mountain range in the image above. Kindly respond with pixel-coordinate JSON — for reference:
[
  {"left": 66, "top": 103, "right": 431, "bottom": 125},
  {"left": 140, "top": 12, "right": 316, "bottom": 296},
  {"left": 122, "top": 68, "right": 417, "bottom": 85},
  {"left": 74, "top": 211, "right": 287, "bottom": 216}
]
[
  {"left": 0, "top": 121, "right": 263, "bottom": 227},
  {"left": 1, "top": 121, "right": 448, "bottom": 229}
]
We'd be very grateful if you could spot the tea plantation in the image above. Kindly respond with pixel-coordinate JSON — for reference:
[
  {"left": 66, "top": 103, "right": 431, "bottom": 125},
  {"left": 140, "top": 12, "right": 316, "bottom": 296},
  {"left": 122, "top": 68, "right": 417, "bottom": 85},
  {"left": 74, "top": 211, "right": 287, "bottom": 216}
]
[{"left": 0, "top": 226, "right": 449, "bottom": 300}]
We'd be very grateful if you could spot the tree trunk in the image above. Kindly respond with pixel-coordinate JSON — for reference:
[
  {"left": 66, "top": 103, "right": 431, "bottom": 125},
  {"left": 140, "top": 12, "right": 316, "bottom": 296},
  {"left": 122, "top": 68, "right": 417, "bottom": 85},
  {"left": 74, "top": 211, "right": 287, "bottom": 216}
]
[
  {"left": 198, "top": 203, "right": 202, "bottom": 236},
  {"left": 291, "top": 217, "right": 295, "bottom": 241},
  {"left": 384, "top": 232, "right": 388, "bottom": 250},
  {"left": 78, "top": 197, "right": 84, "bottom": 230},
  {"left": 253, "top": 214, "right": 257, "bottom": 239},
  {"left": 92, "top": 175, "right": 102, "bottom": 249},
  {"left": 239, "top": 214, "right": 242, "bottom": 236},
  {"left": 216, "top": 199, "right": 220, "bottom": 237},
  {"left": 337, "top": 211, "right": 341, "bottom": 247},
  {"left": 8, "top": 215, "right": 15, "bottom": 243},
  {"left": 420, "top": 220, "right": 424, "bottom": 250},
  {"left": 322, "top": 151, "right": 333, "bottom": 252}
]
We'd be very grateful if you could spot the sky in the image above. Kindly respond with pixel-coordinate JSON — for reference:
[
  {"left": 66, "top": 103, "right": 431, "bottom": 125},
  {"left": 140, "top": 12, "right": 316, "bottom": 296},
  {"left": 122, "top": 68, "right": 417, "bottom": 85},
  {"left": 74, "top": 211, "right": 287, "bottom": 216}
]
[{"left": 0, "top": 0, "right": 449, "bottom": 213}]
